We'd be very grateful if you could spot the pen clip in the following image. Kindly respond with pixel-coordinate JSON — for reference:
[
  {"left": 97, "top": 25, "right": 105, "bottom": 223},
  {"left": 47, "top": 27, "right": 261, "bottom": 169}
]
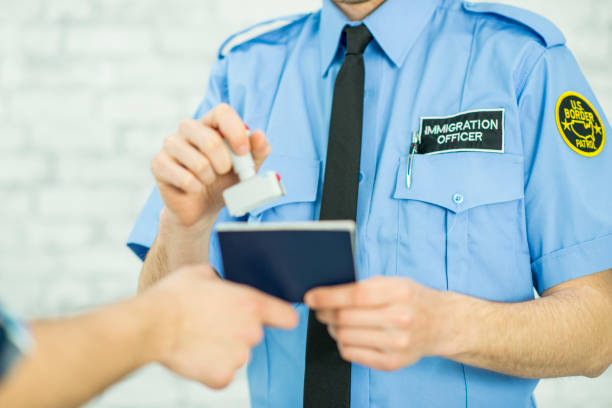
[{"left": 407, "top": 131, "right": 419, "bottom": 188}]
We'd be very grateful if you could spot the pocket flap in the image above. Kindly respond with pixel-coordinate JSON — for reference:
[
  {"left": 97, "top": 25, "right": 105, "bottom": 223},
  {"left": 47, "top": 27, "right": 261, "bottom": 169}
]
[
  {"left": 249, "top": 154, "right": 321, "bottom": 216},
  {"left": 393, "top": 153, "right": 524, "bottom": 213}
]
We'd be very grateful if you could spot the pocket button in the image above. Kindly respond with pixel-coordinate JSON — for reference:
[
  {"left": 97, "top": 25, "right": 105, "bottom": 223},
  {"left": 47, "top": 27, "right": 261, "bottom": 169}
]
[{"left": 452, "top": 193, "right": 464, "bottom": 205}]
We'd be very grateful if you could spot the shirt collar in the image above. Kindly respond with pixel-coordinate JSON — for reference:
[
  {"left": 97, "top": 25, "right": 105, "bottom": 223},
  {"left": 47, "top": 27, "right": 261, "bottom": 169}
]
[{"left": 319, "top": 0, "right": 443, "bottom": 76}]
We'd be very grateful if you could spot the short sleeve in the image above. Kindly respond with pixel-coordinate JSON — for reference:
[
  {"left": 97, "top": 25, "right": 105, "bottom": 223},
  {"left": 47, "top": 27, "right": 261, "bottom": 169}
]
[
  {"left": 208, "top": 208, "right": 237, "bottom": 278},
  {"left": 519, "top": 45, "right": 612, "bottom": 294},
  {"left": 0, "top": 306, "right": 32, "bottom": 382},
  {"left": 126, "top": 58, "right": 229, "bottom": 262},
  {"left": 127, "top": 188, "right": 164, "bottom": 261}
]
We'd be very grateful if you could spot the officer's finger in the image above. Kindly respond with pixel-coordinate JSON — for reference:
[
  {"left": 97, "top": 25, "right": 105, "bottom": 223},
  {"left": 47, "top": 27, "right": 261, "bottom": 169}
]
[
  {"left": 163, "top": 135, "right": 216, "bottom": 185},
  {"left": 338, "top": 346, "right": 396, "bottom": 371},
  {"left": 151, "top": 151, "right": 202, "bottom": 193},
  {"left": 250, "top": 130, "right": 271, "bottom": 166},
  {"left": 231, "top": 345, "right": 252, "bottom": 370},
  {"left": 184, "top": 125, "right": 233, "bottom": 175},
  {"left": 305, "top": 281, "right": 391, "bottom": 309},
  {"left": 333, "top": 327, "right": 402, "bottom": 352},
  {"left": 250, "top": 291, "right": 299, "bottom": 329},
  {"left": 202, "top": 103, "right": 249, "bottom": 156},
  {"left": 316, "top": 308, "right": 389, "bottom": 328}
]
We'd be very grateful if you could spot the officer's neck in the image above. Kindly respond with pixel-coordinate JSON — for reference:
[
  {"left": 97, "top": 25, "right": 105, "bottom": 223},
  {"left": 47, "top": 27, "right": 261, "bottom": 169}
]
[{"left": 332, "top": 0, "right": 387, "bottom": 21}]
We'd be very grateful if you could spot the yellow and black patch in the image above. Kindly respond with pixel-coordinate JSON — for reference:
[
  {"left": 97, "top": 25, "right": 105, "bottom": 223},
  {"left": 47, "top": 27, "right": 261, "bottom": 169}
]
[{"left": 555, "top": 92, "right": 605, "bottom": 157}]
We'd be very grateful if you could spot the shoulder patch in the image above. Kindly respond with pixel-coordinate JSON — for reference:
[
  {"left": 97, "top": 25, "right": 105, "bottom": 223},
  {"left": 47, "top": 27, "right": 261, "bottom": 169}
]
[
  {"left": 462, "top": 2, "right": 566, "bottom": 48},
  {"left": 218, "top": 13, "right": 308, "bottom": 59},
  {"left": 556, "top": 92, "right": 605, "bottom": 157}
]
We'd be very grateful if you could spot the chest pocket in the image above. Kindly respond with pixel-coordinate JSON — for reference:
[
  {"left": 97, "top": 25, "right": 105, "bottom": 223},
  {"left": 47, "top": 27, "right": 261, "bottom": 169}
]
[
  {"left": 248, "top": 154, "right": 321, "bottom": 222},
  {"left": 391, "top": 152, "right": 528, "bottom": 299}
]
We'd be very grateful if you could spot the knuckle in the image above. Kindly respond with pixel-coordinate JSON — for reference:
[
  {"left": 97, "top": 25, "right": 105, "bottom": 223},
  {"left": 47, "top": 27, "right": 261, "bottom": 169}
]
[
  {"left": 216, "top": 102, "right": 233, "bottom": 116},
  {"left": 370, "top": 277, "right": 388, "bottom": 289},
  {"left": 205, "top": 133, "right": 224, "bottom": 153},
  {"left": 392, "top": 311, "right": 413, "bottom": 328},
  {"left": 392, "top": 333, "right": 411, "bottom": 350},
  {"left": 336, "top": 328, "right": 349, "bottom": 343},
  {"left": 352, "top": 286, "right": 368, "bottom": 304},
  {"left": 243, "top": 348, "right": 252, "bottom": 364},
  {"left": 327, "top": 324, "right": 337, "bottom": 339},
  {"left": 217, "top": 158, "right": 233, "bottom": 174},
  {"left": 235, "top": 347, "right": 251, "bottom": 366},
  {"left": 380, "top": 360, "right": 393, "bottom": 371},
  {"left": 245, "top": 293, "right": 263, "bottom": 316},
  {"left": 315, "top": 311, "right": 326, "bottom": 323},
  {"left": 180, "top": 173, "right": 196, "bottom": 191},
  {"left": 203, "top": 170, "right": 216, "bottom": 184},
  {"left": 163, "top": 134, "right": 179, "bottom": 151},
  {"left": 380, "top": 357, "right": 400, "bottom": 372},
  {"left": 399, "top": 282, "right": 413, "bottom": 298},
  {"left": 336, "top": 310, "right": 351, "bottom": 325},
  {"left": 214, "top": 369, "right": 235, "bottom": 389},
  {"left": 251, "top": 326, "right": 264, "bottom": 345},
  {"left": 251, "top": 300, "right": 263, "bottom": 317},
  {"left": 194, "top": 157, "right": 209, "bottom": 174},
  {"left": 177, "top": 119, "right": 194, "bottom": 134},
  {"left": 150, "top": 155, "right": 162, "bottom": 173}
]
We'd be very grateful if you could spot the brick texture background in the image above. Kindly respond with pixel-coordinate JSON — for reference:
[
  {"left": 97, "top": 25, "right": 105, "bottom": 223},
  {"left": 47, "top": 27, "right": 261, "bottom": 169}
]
[{"left": 0, "top": 1, "right": 610, "bottom": 407}]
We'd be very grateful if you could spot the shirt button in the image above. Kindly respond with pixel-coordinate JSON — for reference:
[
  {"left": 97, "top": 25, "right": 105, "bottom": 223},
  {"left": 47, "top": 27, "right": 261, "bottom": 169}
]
[
  {"left": 453, "top": 193, "right": 464, "bottom": 205},
  {"left": 359, "top": 172, "right": 364, "bottom": 182}
]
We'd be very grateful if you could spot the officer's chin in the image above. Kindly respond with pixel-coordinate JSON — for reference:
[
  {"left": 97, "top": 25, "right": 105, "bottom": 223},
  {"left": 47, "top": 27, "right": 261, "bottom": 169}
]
[{"left": 333, "top": 0, "right": 374, "bottom": 4}]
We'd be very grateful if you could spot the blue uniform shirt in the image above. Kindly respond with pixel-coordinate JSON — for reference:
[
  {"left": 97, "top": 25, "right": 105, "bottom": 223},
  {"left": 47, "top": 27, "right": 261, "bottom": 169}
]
[{"left": 128, "top": 0, "right": 612, "bottom": 406}]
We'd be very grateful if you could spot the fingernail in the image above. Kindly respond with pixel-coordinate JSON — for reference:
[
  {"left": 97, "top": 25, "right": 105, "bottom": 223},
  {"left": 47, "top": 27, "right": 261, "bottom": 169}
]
[
  {"left": 304, "top": 293, "right": 314, "bottom": 306},
  {"left": 236, "top": 144, "right": 249, "bottom": 155}
]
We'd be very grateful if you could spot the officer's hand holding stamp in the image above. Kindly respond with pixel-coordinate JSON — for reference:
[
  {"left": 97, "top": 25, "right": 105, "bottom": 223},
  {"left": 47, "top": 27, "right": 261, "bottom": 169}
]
[{"left": 151, "top": 103, "right": 271, "bottom": 228}]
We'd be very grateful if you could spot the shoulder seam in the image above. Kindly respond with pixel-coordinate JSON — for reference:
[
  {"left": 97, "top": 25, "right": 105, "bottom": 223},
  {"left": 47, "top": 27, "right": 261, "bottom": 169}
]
[
  {"left": 516, "top": 47, "right": 547, "bottom": 101},
  {"left": 459, "top": 17, "right": 482, "bottom": 110},
  {"left": 217, "top": 13, "right": 309, "bottom": 59},
  {"left": 462, "top": 1, "right": 566, "bottom": 48}
]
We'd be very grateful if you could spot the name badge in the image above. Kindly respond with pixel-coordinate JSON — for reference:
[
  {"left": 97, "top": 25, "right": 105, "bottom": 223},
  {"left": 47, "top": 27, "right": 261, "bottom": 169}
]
[{"left": 418, "top": 109, "right": 505, "bottom": 154}]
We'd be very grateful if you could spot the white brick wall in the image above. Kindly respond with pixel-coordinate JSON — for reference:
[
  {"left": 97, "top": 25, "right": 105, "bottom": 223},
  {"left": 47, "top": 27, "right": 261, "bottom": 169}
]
[{"left": 0, "top": 1, "right": 610, "bottom": 407}]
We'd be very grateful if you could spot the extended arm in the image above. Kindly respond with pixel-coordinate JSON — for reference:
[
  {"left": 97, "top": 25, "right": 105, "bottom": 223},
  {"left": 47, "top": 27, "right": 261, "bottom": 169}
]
[
  {"left": 0, "top": 294, "right": 163, "bottom": 408},
  {"left": 307, "top": 269, "right": 612, "bottom": 378},
  {"left": 0, "top": 265, "right": 297, "bottom": 408}
]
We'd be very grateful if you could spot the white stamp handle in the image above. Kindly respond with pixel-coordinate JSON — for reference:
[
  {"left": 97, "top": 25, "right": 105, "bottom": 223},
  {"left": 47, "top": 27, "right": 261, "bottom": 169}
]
[{"left": 225, "top": 131, "right": 256, "bottom": 181}]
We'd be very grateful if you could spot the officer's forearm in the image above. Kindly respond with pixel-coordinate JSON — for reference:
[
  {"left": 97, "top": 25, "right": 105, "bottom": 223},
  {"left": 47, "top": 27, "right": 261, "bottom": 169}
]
[
  {"left": 138, "top": 209, "right": 218, "bottom": 292},
  {"left": 442, "top": 270, "right": 612, "bottom": 379}
]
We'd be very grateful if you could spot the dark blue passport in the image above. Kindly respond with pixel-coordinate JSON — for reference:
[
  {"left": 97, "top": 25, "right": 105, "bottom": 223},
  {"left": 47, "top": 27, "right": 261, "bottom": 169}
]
[{"left": 217, "top": 221, "right": 357, "bottom": 302}]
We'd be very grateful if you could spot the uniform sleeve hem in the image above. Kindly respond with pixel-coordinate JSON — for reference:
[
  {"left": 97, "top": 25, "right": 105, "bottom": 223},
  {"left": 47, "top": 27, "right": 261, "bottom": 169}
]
[
  {"left": 532, "top": 233, "right": 612, "bottom": 294},
  {"left": 0, "top": 310, "right": 33, "bottom": 380},
  {"left": 127, "top": 242, "right": 150, "bottom": 262}
]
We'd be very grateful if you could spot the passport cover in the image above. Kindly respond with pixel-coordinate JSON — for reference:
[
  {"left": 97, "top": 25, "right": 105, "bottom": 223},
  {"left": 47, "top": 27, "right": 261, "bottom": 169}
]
[{"left": 217, "top": 221, "right": 357, "bottom": 302}]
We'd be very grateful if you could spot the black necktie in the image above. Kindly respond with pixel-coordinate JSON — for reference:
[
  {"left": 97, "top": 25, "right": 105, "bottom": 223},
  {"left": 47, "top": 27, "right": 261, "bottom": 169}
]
[{"left": 304, "top": 24, "right": 372, "bottom": 408}]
